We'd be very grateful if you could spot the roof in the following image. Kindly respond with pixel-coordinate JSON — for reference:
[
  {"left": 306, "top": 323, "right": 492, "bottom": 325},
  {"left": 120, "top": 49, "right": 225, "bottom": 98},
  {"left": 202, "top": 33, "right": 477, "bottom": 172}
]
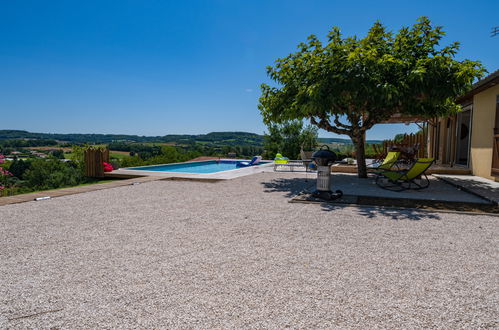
[
  {"left": 458, "top": 69, "right": 499, "bottom": 103},
  {"left": 380, "top": 113, "right": 426, "bottom": 124}
]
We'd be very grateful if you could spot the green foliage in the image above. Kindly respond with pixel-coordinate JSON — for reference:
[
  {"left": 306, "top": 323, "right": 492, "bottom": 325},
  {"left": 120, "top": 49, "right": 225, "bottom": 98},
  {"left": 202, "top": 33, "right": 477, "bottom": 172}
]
[
  {"left": 0, "top": 156, "right": 18, "bottom": 193},
  {"left": 259, "top": 17, "right": 485, "bottom": 177},
  {"left": 0, "top": 148, "right": 119, "bottom": 196},
  {"left": 50, "top": 149, "right": 65, "bottom": 159},
  {"left": 0, "top": 130, "right": 264, "bottom": 145},
  {"left": 394, "top": 134, "right": 405, "bottom": 143},
  {"left": 111, "top": 141, "right": 263, "bottom": 164},
  {"left": 8, "top": 159, "right": 31, "bottom": 180},
  {"left": 119, "top": 155, "right": 145, "bottom": 168},
  {"left": 301, "top": 125, "right": 319, "bottom": 151},
  {"left": 119, "top": 145, "right": 204, "bottom": 167},
  {"left": 263, "top": 121, "right": 318, "bottom": 159},
  {"left": 71, "top": 145, "right": 86, "bottom": 164},
  {"left": 23, "top": 159, "right": 86, "bottom": 191},
  {"left": 0, "top": 139, "right": 57, "bottom": 150}
]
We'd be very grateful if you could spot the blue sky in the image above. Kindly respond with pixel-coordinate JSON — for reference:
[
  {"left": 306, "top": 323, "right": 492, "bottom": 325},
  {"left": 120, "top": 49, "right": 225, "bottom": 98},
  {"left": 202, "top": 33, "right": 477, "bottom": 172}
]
[{"left": 1, "top": 0, "right": 498, "bottom": 139}]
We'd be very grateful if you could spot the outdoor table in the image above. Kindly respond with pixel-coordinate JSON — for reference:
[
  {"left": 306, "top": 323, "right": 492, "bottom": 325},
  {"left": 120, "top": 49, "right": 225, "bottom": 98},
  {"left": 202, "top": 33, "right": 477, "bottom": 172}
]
[{"left": 274, "top": 160, "right": 311, "bottom": 172}]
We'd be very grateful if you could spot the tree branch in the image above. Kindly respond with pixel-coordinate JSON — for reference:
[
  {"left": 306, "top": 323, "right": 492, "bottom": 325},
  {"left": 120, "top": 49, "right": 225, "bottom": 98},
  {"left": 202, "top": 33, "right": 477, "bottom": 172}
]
[
  {"left": 333, "top": 114, "right": 353, "bottom": 130},
  {"left": 310, "top": 116, "right": 351, "bottom": 136},
  {"left": 361, "top": 113, "right": 377, "bottom": 131}
]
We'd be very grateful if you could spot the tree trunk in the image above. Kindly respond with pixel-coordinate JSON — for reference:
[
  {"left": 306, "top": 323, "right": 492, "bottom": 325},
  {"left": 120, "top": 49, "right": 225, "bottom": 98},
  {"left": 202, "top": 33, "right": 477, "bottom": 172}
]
[{"left": 352, "top": 131, "right": 368, "bottom": 178}]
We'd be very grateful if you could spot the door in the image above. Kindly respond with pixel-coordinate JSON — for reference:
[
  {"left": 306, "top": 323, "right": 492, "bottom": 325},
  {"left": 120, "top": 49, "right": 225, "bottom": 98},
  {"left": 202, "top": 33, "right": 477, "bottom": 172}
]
[
  {"left": 492, "top": 96, "right": 499, "bottom": 177},
  {"left": 455, "top": 107, "right": 472, "bottom": 166}
]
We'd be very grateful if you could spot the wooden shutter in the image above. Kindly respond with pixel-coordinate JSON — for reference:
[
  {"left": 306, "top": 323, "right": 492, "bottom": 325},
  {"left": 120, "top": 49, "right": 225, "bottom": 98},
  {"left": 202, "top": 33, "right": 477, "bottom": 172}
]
[{"left": 492, "top": 96, "right": 499, "bottom": 177}]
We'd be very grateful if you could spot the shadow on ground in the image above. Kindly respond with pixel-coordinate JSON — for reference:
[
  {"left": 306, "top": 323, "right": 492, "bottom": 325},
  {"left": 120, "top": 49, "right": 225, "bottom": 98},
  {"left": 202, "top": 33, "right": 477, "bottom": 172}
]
[
  {"left": 262, "top": 177, "right": 315, "bottom": 198},
  {"left": 320, "top": 203, "right": 441, "bottom": 221},
  {"left": 263, "top": 177, "right": 442, "bottom": 221},
  {"left": 436, "top": 176, "right": 499, "bottom": 205}
]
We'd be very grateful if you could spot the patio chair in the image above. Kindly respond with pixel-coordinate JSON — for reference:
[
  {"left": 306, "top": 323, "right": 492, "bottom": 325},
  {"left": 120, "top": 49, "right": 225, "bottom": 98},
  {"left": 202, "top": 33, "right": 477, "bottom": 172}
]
[
  {"left": 300, "top": 150, "right": 313, "bottom": 172},
  {"left": 274, "top": 153, "right": 290, "bottom": 171},
  {"left": 237, "top": 155, "right": 262, "bottom": 167},
  {"left": 274, "top": 153, "right": 289, "bottom": 164},
  {"left": 375, "top": 158, "right": 435, "bottom": 191},
  {"left": 368, "top": 151, "right": 400, "bottom": 173}
]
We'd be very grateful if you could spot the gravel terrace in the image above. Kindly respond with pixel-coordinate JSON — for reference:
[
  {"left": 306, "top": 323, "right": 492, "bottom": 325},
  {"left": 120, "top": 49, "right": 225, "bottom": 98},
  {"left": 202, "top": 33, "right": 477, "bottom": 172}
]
[{"left": 0, "top": 172, "right": 498, "bottom": 328}]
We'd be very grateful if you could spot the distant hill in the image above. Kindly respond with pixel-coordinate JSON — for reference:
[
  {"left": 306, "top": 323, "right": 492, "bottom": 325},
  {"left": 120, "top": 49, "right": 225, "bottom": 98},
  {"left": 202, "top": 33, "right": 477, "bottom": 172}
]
[
  {"left": 0, "top": 130, "right": 384, "bottom": 147},
  {"left": 0, "top": 130, "right": 264, "bottom": 146},
  {"left": 318, "top": 137, "right": 383, "bottom": 145}
]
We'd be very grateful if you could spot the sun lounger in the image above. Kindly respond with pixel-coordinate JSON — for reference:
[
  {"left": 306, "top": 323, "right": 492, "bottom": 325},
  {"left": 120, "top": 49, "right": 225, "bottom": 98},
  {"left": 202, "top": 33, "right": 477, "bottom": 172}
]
[
  {"left": 237, "top": 155, "right": 262, "bottom": 167},
  {"left": 368, "top": 151, "right": 400, "bottom": 172},
  {"left": 375, "top": 158, "right": 435, "bottom": 191}
]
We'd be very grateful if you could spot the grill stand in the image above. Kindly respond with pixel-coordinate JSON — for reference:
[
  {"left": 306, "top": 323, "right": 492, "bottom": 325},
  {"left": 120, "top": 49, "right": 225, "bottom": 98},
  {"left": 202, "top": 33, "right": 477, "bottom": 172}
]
[{"left": 311, "top": 165, "right": 343, "bottom": 200}]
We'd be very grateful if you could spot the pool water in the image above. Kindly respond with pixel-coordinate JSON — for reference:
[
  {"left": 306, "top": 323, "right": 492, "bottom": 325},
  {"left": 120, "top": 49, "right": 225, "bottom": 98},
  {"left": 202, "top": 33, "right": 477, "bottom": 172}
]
[{"left": 128, "top": 160, "right": 270, "bottom": 174}]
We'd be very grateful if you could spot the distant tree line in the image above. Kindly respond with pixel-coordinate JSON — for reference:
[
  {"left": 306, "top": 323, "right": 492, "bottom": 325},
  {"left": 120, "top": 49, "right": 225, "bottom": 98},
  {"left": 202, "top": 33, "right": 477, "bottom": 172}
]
[
  {"left": 0, "top": 130, "right": 264, "bottom": 146},
  {"left": 0, "top": 139, "right": 57, "bottom": 149}
]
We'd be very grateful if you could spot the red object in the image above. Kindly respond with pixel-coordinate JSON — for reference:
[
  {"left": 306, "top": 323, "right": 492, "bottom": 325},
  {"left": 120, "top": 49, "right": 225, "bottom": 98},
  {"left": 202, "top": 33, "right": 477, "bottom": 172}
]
[{"left": 103, "top": 162, "right": 113, "bottom": 172}]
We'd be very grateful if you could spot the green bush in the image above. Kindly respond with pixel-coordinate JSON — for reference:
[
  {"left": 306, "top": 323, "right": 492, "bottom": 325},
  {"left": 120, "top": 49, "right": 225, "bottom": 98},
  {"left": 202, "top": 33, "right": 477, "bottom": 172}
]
[
  {"left": 8, "top": 159, "right": 31, "bottom": 179},
  {"left": 23, "top": 159, "right": 86, "bottom": 190},
  {"left": 50, "top": 149, "right": 65, "bottom": 159},
  {"left": 118, "top": 146, "right": 203, "bottom": 167}
]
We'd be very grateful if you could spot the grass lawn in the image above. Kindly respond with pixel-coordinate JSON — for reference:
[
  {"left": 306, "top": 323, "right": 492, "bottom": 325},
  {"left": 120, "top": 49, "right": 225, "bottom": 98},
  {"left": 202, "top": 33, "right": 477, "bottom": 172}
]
[
  {"left": 109, "top": 152, "right": 128, "bottom": 160},
  {"left": 64, "top": 152, "right": 75, "bottom": 160}
]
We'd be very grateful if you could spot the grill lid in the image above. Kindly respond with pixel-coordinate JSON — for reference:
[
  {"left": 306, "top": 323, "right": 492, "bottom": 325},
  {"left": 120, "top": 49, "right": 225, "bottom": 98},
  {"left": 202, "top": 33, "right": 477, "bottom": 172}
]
[{"left": 312, "top": 145, "right": 337, "bottom": 165}]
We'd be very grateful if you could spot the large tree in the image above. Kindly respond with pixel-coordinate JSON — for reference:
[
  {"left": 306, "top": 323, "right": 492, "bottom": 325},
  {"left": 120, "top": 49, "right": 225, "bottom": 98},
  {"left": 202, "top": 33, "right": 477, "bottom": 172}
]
[{"left": 259, "top": 17, "right": 485, "bottom": 178}]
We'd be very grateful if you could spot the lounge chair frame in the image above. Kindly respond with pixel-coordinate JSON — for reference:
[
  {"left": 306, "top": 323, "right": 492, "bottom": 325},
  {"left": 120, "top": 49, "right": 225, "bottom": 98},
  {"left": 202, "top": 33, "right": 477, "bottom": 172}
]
[
  {"left": 368, "top": 151, "right": 401, "bottom": 174},
  {"left": 375, "top": 158, "right": 435, "bottom": 191}
]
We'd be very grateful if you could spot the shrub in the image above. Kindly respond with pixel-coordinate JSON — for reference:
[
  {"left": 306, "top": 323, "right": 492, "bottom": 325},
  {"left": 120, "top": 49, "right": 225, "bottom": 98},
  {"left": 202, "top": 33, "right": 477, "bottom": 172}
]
[
  {"left": 23, "top": 158, "right": 86, "bottom": 190},
  {"left": 0, "top": 153, "right": 17, "bottom": 193},
  {"left": 8, "top": 159, "right": 31, "bottom": 179},
  {"left": 50, "top": 149, "right": 65, "bottom": 159}
]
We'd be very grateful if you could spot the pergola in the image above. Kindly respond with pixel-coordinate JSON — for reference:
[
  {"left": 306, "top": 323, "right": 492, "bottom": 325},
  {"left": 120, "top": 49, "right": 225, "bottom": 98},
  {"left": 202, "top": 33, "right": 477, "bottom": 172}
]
[
  {"left": 379, "top": 113, "right": 427, "bottom": 124},
  {"left": 375, "top": 113, "right": 433, "bottom": 159}
]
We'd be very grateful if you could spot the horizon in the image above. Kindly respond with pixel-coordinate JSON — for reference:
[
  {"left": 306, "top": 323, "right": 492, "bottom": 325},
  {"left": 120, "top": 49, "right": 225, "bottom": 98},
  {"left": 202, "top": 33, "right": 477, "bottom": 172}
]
[
  {"left": 1, "top": 0, "right": 498, "bottom": 140},
  {"left": 0, "top": 127, "right": 402, "bottom": 141}
]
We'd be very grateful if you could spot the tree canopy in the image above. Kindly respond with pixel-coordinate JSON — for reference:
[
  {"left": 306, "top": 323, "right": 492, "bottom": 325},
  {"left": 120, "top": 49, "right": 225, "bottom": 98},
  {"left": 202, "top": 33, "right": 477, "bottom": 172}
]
[{"left": 259, "top": 17, "right": 485, "bottom": 177}]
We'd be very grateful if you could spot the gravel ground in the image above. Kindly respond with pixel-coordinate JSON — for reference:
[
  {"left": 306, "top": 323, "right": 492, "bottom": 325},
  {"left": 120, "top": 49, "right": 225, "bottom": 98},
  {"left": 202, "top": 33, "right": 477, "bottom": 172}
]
[{"left": 0, "top": 172, "right": 498, "bottom": 328}]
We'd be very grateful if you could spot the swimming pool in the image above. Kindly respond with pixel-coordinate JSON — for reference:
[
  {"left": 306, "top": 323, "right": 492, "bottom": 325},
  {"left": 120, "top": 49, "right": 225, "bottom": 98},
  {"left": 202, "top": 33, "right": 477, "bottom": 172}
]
[{"left": 128, "top": 160, "right": 271, "bottom": 174}]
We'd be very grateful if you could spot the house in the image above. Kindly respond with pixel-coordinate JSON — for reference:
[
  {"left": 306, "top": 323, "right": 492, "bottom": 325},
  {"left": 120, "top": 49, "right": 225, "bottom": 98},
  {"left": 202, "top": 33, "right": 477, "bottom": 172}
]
[{"left": 428, "top": 69, "right": 499, "bottom": 181}]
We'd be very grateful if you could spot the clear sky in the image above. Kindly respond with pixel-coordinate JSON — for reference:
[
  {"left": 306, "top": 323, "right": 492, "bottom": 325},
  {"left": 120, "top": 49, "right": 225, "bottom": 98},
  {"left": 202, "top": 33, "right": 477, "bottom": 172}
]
[{"left": 1, "top": 0, "right": 498, "bottom": 139}]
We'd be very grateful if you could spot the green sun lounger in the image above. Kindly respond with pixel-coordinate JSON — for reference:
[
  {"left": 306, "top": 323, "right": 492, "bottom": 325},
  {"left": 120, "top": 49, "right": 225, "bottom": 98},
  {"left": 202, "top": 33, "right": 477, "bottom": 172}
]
[
  {"left": 368, "top": 151, "right": 400, "bottom": 172},
  {"left": 274, "top": 153, "right": 289, "bottom": 164},
  {"left": 375, "top": 158, "right": 435, "bottom": 191}
]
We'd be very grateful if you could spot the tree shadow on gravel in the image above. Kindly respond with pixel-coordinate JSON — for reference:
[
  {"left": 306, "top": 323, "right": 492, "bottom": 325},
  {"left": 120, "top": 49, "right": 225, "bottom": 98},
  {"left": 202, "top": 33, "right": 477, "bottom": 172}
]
[
  {"left": 262, "top": 178, "right": 315, "bottom": 198},
  {"left": 320, "top": 203, "right": 441, "bottom": 221},
  {"left": 262, "top": 177, "right": 442, "bottom": 221}
]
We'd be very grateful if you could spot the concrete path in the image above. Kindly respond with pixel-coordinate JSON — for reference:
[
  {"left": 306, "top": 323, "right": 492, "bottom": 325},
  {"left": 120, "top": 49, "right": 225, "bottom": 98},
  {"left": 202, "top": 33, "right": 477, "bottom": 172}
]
[
  {"left": 434, "top": 174, "right": 499, "bottom": 205},
  {"left": 328, "top": 173, "right": 491, "bottom": 204},
  {"left": 1, "top": 172, "right": 497, "bottom": 328}
]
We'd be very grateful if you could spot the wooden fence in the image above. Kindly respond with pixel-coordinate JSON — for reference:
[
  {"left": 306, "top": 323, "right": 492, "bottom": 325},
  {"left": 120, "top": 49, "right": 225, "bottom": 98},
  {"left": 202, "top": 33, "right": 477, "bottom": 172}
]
[
  {"left": 374, "top": 133, "right": 427, "bottom": 161},
  {"left": 84, "top": 147, "right": 109, "bottom": 178}
]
